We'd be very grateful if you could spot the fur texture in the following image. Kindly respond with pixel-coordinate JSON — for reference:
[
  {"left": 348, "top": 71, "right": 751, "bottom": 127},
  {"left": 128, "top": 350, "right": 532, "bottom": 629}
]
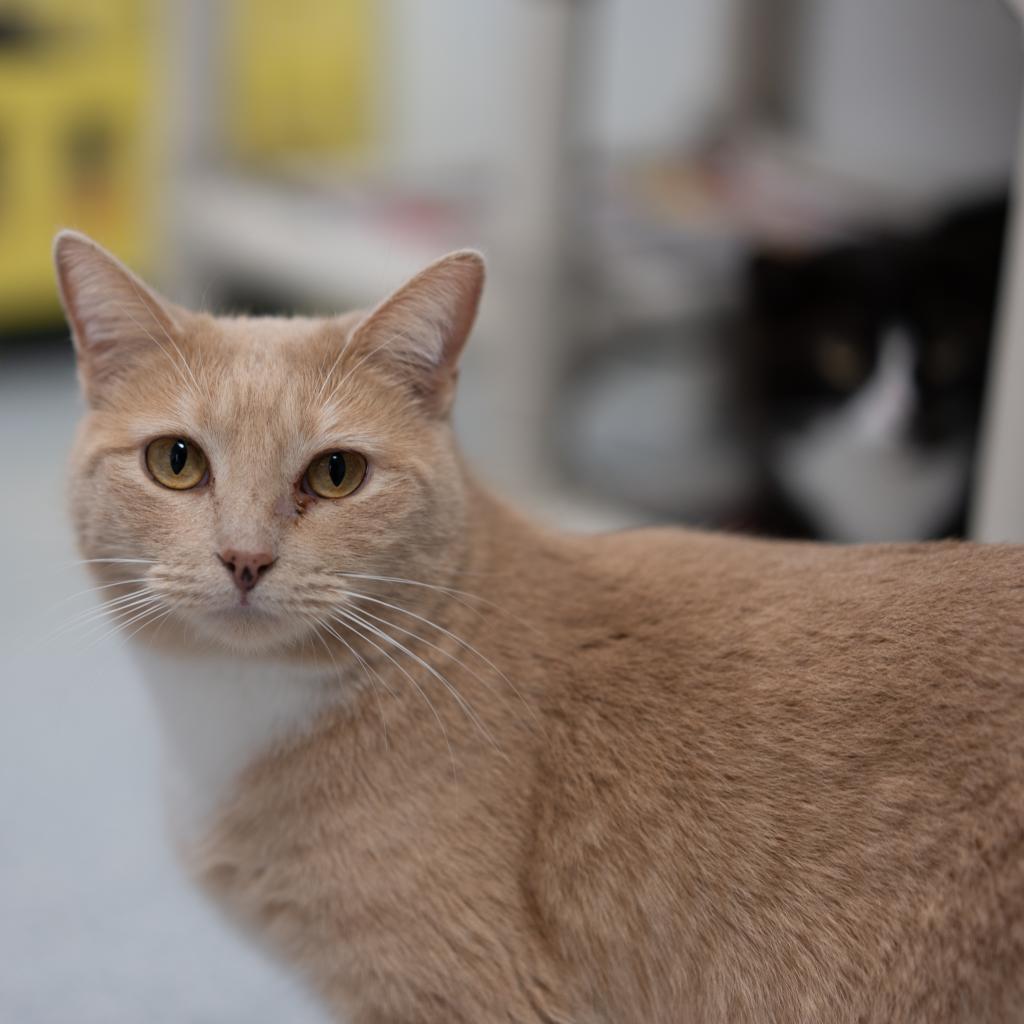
[{"left": 56, "top": 231, "right": 1024, "bottom": 1023}]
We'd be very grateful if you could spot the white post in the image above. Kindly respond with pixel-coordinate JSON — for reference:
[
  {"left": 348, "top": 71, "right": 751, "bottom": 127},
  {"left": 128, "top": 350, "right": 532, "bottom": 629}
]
[
  {"left": 476, "top": 0, "right": 588, "bottom": 494},
  {"left": 161, "top": 0, "right": 223, "bottom": 305},
  {"left": 971, "top": 4, "right": 1024, "bottom": 541}
]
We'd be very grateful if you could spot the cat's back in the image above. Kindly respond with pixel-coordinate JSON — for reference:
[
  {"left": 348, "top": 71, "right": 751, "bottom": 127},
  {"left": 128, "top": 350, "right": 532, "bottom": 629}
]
[
  {"left": 525, "top": 527, "right": 1024, "bottom": 1022},
  {"left": 543, "top": 525, "right": 1024, "bottom": 800},
  {"left": 570, "top": 526, "right": 1022, "bottom": 666}
]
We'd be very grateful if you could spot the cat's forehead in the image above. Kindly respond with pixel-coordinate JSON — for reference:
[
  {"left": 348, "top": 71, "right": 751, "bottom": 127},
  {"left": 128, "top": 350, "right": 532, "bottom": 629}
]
[
  {"left": 193, "top": 311, "right": 358, "bottom": 370},
  {"left": 164, "top": 310, "right": 386, "bottom": 443}
]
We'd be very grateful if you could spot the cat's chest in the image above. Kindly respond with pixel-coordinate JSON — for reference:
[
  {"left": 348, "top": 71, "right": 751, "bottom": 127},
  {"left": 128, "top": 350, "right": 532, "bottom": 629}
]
[{"left": 135, "top": 648, "right": 343, "bottom": 840}]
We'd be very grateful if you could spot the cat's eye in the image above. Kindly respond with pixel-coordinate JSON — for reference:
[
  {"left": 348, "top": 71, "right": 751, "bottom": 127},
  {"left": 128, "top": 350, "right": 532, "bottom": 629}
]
[
  {"left": 816, "top": 336, "right": 867, "bottom": 392},
  {"left": 926, "top": 337, "right": 966, "bottom": 385},
  {"left": 145, "top": 437, "right": 209, "bottom": 491},
  {"left": 303, "top": 451, "right": 368, "bottom": 499}
]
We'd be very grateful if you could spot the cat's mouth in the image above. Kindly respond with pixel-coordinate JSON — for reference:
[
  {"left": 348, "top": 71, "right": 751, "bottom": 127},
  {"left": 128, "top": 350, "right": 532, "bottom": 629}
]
[
  {"left": 213, "top": 601, "right": 276, "bottom": 620},
  {"left": 190, "top": 598, "right": 308, "bottom": 654}
]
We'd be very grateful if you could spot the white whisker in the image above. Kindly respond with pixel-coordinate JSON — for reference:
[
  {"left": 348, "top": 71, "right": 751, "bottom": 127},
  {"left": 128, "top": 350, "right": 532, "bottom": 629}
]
[
  {"left": 330, "top": 571, "right": 541, "bottom": 635},
  {"left": 45, "top": 577, "right": 153, "bottom": 615},
  {"left": 327, "top": 613, "right": 457, "bottom": 784},
  {"left": 342, "top": 589, "right": 533, "bottom": 721},
  {"left": 80, "top": 596, "right": 165, "bottom": 651},
  {"left": 350, "top": 603, "right": 504, "bottom": 702},
  {"left": 117, "top": 606, "right": 175, "bottom": 648},
  {"left": 304, "top": 614, "right": 391, "bottom": 750},
  {"left": 328, "top": 571, "right": 483, "bottom": 615},
  {"left": 124, "top": 276, "right": 204, "bottom": 395},
  {"left": 333, "top": 607, "right": 501, "bottom": 756},
  {"left": 41, "top": 589, "right": 157, "bottom": 648},
  {"left": 73, "top": 557, "right": 157, "bottom": 567}
]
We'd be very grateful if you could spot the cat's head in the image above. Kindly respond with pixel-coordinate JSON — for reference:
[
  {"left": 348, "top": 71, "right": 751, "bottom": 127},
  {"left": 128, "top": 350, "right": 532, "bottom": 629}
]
[
  {"left": 742, "top": 200, "right": 1006, "bottom": 541},
  {"left": 747, "top": 199, "right": 1003, "bottom": 445},
  {"left": 55, "top": 231, "right": 485, "bottom": 654}
]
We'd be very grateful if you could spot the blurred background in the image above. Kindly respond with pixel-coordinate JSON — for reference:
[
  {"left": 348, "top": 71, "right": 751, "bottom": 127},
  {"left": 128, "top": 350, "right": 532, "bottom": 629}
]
[{"left": 2, "top": 0, "right": 1024, "bottom": 1020}]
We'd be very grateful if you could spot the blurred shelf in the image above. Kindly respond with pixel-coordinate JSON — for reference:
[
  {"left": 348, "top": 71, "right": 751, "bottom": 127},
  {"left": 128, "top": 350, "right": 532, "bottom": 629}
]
[{"left": 174, "top": 173, "right": 476, "bottom": 310}]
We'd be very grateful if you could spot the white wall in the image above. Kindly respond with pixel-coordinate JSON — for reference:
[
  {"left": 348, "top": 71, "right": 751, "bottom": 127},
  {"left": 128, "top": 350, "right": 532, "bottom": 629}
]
[
  {"left": 386, "top": 0, "right": 1021, "bottom": 196},
  {"left": 795, "top": 0, "right": 1022, "bottom": 194},
  {"left": 386, "top": 0, "right": 731, "bottom": 171},
  {"left": 588, "top": 0, "right": 733, "bottom": 152}
]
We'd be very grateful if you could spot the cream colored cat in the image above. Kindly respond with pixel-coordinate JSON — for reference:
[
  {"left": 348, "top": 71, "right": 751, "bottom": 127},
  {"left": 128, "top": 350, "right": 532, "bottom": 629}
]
[{"left": 56, "top": 229, "right": 1024, "bottom": 1024}]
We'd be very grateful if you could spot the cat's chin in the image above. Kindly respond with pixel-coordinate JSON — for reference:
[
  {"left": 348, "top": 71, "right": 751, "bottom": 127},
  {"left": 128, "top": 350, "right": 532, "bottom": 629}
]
[{"left": 187, "top": 607, "right": 312, "bottom": 656}]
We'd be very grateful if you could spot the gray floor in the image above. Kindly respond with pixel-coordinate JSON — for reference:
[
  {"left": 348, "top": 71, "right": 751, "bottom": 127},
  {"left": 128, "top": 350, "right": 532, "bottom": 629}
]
[{"left": 0, "top": 347, "right": 330, "bottom": 1023}]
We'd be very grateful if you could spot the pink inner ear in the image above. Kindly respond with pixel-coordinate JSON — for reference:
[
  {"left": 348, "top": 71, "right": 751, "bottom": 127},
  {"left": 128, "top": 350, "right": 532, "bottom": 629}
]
[
  {"left": 349, "top": 250, "right": 485, "bottom": 390},
  {"left": 53, "top": 230, "right": 184, "bottom": 403}
]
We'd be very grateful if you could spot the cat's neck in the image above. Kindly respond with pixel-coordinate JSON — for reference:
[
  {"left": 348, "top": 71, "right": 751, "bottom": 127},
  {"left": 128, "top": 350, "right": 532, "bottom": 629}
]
[{"left": 136, "top": 644, "right": 342, "bottom": 842}]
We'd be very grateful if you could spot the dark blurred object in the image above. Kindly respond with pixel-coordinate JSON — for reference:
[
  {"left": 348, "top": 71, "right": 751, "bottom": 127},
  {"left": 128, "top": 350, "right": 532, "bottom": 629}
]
[
  {"left": 0, "top": 9, "right": 55, "bottom": 51},
  {"left": 742, "top": 195, "right": 1007, "bottom": 542}
]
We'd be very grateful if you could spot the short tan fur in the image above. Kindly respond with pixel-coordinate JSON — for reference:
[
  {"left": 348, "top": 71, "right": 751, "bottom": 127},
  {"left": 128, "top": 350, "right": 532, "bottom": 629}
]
[{"left": 55, "top": 231, "right": 1024, "bottom": 1023}]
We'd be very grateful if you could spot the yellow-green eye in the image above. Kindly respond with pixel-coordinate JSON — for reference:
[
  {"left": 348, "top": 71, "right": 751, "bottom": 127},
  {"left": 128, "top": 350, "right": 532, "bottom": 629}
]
[
  {"left": 304, "top": 450, "right": 367, "bottom": 499},
  {"left": 145, "top": 437, "right": 209, "bottom": 490},
  {"left": 816, "top": 335, "right": 867, "bottom": 392}
]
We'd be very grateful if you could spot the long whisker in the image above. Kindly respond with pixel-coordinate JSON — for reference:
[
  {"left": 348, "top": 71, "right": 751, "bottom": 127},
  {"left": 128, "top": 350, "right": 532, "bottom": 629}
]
[
  {"left": 332, "top": 607, "right": 501, "bottom": 756},
  {"left": 56, "top": 588, "right": 156, "bottom": 631},
  {"left": 148, "top": 602, "right": 176, "bottom": 645},
  {"left": 342, "top": 590, "right": 533, "bottom": 719},
  {"left": 123, "top": 277, "right": 204, "bottom": 395},
  {"left": 72, "top": 557, "right": 157, "bottom": 567},
  {"left": 319, "top": 616, "right": 397, "bottom": 699},
  {"left": 304, "top": 614, "right": 391, "bottom": 750},
  {"left": 79, "top": 596, "right": 166, "bottom": 651},
  {"left": 330, "top": 571, "right": 542, "bottom": 635},
  {"left": 328, "top": 571, "right": 484, "bottom": 615},
  {"left": 45, "top": 577, "right": 153, "bottom": 615},
  {"left": 350, "top": 603, "right": 506, "bottom": 703},
  {"left": 41, "top": 589, "right": 157, "bottom": 648},
  {"left": 117, "top": 606, "right": 175, "bottom": 648},
  {"left": 327, "top": 613, "right": 457, "bottom": 784}
]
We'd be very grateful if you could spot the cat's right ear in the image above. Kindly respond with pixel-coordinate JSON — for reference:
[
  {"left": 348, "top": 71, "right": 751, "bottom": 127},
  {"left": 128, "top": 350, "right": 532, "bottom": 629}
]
[
  {"left": 346, "top": 249, "right": 486, "bottom": 415},
  {"left": 53, "top": 230, "right": 186, "bottom": 406}
]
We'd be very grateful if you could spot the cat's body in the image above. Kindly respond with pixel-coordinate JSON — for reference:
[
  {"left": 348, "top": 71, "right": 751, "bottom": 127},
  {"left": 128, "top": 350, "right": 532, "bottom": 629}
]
[
  {"left": 55, "top": 232, "right": 1024, "bottom": 1022},
  {"left": 156, "top": 515, "right": 1024, "bottom": 1024}
]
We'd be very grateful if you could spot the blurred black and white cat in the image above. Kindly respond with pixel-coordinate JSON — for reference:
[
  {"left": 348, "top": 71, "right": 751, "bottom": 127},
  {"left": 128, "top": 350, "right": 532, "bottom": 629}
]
[{"left": 746, "top": 197, "right": 1006, "bottom": 542}]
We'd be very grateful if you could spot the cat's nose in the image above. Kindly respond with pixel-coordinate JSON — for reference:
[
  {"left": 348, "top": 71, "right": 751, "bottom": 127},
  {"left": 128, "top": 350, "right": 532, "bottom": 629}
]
[{"left": 218, "top": 549, "right": 276, "bottom": 592}]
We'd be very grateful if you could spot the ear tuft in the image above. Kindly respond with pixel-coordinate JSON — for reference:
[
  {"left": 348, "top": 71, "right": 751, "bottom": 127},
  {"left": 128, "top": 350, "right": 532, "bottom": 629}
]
[
  {"left": 347, "top": 248, "right": 486, "bottom": 412},
  {"left": 53, "top": 230, "right": 184, "bottom": 405}
]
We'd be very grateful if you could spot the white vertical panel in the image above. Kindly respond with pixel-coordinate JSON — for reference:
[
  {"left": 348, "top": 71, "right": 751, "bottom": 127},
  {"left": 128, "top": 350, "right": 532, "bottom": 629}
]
[
  {"left": 795, "top": 0, "right": 1021, "bottom": 192},
  {"left": 386, "top": 0, "right": 729, "bottom": 171},
  {"left": 973, "top": 98, "right": 1024, "bottom": 541}
]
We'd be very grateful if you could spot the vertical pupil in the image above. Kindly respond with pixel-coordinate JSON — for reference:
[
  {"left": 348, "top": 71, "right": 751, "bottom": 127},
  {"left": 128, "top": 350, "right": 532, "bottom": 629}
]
[
  {"left": 328, "top": 453, "right": 346, "bottom": 487},
  {"left": 169, "top": 440, "right": 188, "bottom": 475}
]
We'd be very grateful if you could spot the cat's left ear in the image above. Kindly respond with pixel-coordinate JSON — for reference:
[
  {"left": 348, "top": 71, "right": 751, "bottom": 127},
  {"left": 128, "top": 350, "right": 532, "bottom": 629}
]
[
  {"left": 53, "top": 230, "right": 187, "bottom": 406},
  {"left": 348, "top": 249, "right": 485, "bottom": 414}
]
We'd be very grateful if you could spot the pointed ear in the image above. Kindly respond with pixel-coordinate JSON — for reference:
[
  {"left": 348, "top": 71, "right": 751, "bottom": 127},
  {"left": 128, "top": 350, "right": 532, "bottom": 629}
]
[
  {"left": 348, "top": 249, "right": 485, "bottom": 413},
  {"left": 53, "top": 230, "right": 186, "bottom": 406}
]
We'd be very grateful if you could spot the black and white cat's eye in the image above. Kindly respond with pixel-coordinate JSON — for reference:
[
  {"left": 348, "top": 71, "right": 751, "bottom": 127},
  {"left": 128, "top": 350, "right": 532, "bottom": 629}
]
[
  {"left": 816, "top": 335, "right": 868, "bottom": 392},
  {"left": 145, "top": 437, "right": 209, "bottom": 491},
  {"left": 303, "top": 451, "right": 368, "bottom": 499}
]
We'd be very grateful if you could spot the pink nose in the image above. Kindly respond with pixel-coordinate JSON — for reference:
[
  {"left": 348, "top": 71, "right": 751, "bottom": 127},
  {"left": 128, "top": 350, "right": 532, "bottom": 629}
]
[{"left": 218, "top": 549, "right": 276, "bottom": 592}]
